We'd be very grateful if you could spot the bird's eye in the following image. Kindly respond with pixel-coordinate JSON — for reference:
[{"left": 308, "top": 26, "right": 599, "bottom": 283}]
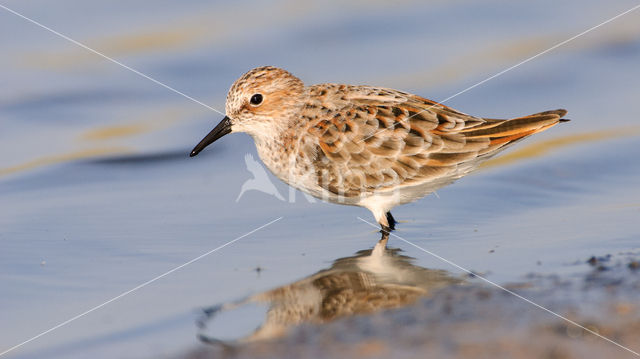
[{"left": 250, "top": 94, "right": 263, "bottom": 106}]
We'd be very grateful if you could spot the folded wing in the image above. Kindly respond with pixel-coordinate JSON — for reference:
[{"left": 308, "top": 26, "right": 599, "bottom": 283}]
[{"left": 304, "top": 86, "right": 566, "bottom": 197}]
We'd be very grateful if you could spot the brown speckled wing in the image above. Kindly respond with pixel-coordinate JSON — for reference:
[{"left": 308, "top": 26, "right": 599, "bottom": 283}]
[{"left": 303, "top": 86, "right": 566, "bottom": 197}]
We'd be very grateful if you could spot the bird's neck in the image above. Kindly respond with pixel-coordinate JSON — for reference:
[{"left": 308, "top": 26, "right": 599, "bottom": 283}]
[{"left": 252, "top": 122, "right": 305, "bottom": 186}]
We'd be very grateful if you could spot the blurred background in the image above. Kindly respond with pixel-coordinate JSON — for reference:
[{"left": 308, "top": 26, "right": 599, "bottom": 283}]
[{"left": 1, "top": 0, "right": 639, "bottom": 358}]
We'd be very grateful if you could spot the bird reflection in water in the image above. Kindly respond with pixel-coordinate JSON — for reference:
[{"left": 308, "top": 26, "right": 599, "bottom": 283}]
[{"left": 197, "top": 234, "right": 463, "bottom": 344}]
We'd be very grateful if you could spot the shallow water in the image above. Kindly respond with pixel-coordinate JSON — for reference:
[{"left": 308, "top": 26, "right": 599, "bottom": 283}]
[{"left": 1, "top": 0, "right": 640, "bottom": 357}]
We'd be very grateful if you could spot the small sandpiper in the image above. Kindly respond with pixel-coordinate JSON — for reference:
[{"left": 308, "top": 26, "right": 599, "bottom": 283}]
[{"left": 191, "top": 66, "right": 568, "bottom": 233}]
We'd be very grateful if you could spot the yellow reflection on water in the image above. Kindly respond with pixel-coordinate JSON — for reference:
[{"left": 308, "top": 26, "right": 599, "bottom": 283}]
[
  {"left": 96, "top": 31, "right": 194, "bottom": 56},
  {"left": 80, "top": 123, "right": 153, "bottom": 141},
  {"left": 16, "top": 2, "right": 314, "bottom": 70},
  {"left": 0, "top": 147, "right": 132, "bottom": 177},
  {"left": 0, "top": 106, "right": 189, "bottom": 178}
]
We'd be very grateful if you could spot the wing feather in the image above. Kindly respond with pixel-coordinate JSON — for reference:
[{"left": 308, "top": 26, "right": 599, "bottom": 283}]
[{"left": 300, "top": 85, "right": 566, "bottom": 197}]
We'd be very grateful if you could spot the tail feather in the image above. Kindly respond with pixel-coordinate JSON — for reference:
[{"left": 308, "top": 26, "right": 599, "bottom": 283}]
[{"left": 470, "top": 109, "right": 568, "bottom": 156}]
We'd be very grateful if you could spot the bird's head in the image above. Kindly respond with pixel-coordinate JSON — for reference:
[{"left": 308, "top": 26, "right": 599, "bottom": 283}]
[{"left": 190, "top": 66, "right": 305, "bottom": 157}]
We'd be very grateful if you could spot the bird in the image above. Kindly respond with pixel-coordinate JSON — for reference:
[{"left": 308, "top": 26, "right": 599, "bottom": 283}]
[
  {"left": 190, "top": 66, "right": 568, "bottom": 233},
  {"left": 236, "top": 153, "right": 285, "bottom": 202}
]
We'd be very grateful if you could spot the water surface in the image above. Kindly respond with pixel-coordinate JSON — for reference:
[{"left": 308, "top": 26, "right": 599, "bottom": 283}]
[{"left": 1, "top": 0, "right": 640, "bottom": 357}]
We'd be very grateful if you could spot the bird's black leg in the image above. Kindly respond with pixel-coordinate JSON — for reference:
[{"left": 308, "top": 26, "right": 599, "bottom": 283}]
[
  {"left": 385, "top": 211, "right": 396, "bottom": 231},
  {"left": 378, "top": 211, "right": 396, "bottom": 237}
]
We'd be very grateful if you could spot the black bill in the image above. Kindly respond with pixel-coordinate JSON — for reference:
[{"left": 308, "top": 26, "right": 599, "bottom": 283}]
[{"left": 190, "top": 116, "right": 232, "bottom": 157}]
